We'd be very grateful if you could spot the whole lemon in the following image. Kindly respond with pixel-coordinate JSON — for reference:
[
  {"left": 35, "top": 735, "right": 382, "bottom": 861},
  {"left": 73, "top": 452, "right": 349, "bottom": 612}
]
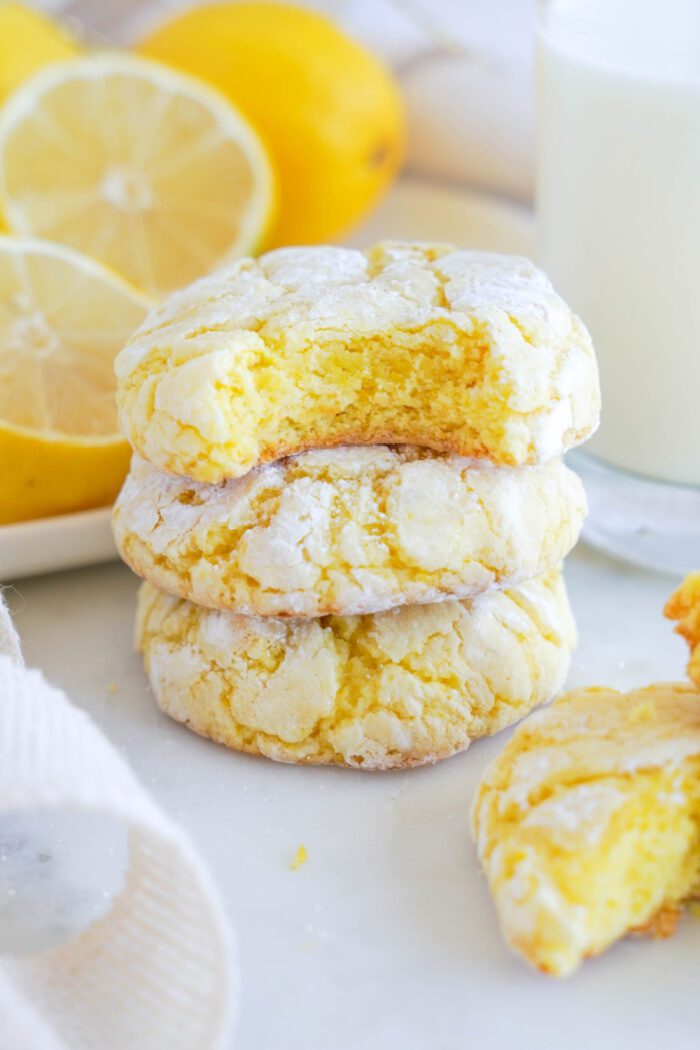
[
  {"left": 0, "top": 2, "right": 79, "bottom": 105},
  {"left": 139, "top": 2, "right": 405, "bottom": 247}
]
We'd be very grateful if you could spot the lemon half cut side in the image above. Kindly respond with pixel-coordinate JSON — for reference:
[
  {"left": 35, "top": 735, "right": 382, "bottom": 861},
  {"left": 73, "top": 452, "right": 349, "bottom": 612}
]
[
  {"left": 0, "top": 54, "right": 276, "bottom": 297},
  {"left": 0, "top": 236, "right": 152, "bottom": 524}
]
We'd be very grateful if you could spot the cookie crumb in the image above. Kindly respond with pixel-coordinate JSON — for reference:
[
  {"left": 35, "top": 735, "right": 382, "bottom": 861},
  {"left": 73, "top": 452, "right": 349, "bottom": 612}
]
[{"left": 290, "top": 844, "right": 307, "bottom": 871}]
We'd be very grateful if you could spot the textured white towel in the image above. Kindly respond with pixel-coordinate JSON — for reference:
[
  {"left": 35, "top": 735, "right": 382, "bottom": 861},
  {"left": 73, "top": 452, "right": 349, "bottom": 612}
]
[{"left": 0, "top": 593, "right": 235, "bottom": 1050}]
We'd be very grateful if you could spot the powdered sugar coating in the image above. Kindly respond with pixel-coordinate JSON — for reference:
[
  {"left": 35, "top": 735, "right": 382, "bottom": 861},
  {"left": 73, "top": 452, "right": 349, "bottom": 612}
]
[
  {"left": 114, "top": 447, "right": 586, "bottom": 616},
  {"left": 135, "top": 570, "right": 575, "bottom": 769},
  {"left": 116, "top": 242, "right": 600, "bottom": 482},
  {"left": 472, "top": 682, "right": 700, "bottom": 976}
]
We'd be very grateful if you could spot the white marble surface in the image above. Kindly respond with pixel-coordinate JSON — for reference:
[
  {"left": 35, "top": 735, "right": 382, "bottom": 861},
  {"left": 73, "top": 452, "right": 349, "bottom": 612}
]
[{"left": 6, "top": 542, "right": 698, "bottom": 1050}]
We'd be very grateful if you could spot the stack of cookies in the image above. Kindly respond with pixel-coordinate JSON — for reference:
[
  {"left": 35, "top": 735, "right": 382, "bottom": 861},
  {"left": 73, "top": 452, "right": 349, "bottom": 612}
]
[{"left": 113, "top": 242, "right": 600, "bottom": 770}]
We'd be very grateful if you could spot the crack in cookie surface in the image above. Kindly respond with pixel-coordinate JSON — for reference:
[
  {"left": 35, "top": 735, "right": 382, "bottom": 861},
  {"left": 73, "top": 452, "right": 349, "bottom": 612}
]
[
  {"left": 472, "top": 683, "right": 700, "bottom": 976},
  {"left": 114, "top": 447, "right": 586, "bottom": 616},
  {"left": 136, "top": 570, "right": 575, "bottom": 769},
  {"left": 116, "top": 242, "right": 600, "bottom": 482}
]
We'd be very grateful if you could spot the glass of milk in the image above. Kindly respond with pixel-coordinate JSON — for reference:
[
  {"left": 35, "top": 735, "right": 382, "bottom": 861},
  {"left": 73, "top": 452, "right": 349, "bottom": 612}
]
[{"left": 537, "top": 0, "right": 700, "bottom": 573}]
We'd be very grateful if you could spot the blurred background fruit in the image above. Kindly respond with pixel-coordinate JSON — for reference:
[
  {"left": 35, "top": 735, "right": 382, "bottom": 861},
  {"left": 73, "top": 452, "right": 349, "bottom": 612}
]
[
  {"left": 0, "top": 1, "right": 406, "bottom": 522},
  {"left": 0, "top": 1, "right": 79, "bottom": 105},
  {"left": 0, "top": 237, "right": 151, "bottom": 524},
  {"left": 0, "top": 53, "right": 275, "bottom": 297},
  {"left": 139, "top": 1, "right": 405, "bottom": 247}
]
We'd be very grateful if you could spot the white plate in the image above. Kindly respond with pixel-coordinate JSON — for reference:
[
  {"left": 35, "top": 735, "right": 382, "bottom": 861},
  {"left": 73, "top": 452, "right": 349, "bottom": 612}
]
[
  {"left": 0, "top": 507, "right": 114, "bottom": 581},
  {"left": 1, "top": 178, "right": 533, "bottom": 582}
]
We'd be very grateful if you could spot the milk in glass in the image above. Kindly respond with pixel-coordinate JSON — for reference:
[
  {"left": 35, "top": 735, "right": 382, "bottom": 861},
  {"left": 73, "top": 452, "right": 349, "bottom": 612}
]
[{"left": 538, "top": 0, "right": 700, "bottom": 486}]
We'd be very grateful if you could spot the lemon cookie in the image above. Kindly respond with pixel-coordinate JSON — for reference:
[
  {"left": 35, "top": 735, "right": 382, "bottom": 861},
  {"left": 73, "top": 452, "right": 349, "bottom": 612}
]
[
  {"left": 136, "top": 569, "right": 575, "bottom": 769},
  {"left": 472, "top": 683, "right": 700, "bottom": 977},
  {"left": 114, "top": 447, "right": 586, "bottom": 617},
  {"left": 116, "top": 242, "right": 600, "bottom": 483},
  {"left": 665, "top": 573, "right": 700, "bottom": 687}
]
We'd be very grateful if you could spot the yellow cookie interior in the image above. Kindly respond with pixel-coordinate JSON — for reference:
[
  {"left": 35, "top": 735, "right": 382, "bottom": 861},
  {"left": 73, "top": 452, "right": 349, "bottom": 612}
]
[
  {"left": 116, "top": 243, "right": 599, "bottom": 482},
  {"left": 124, "top": 322, "right": 549, "bottom": 481},
  {"left": 473, "top": 685, "right": 700, "bottom": 976}
]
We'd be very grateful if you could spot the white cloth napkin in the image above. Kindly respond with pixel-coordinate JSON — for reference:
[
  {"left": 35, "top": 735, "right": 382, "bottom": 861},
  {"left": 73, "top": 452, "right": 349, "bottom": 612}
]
[{"left": 0, "top": 594, "right": 236, "bottom": 1050}]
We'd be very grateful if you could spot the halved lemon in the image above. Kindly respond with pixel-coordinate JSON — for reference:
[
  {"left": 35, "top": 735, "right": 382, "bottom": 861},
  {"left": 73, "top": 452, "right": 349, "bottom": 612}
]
[
  {"left": 0, "top": 236, "right": 152, "bottom": 525},
  {"left": 0, "top": 54, "right": 275, "bottom": 297},
  {"left": 139, "top": 2, "right": 405, "bottom": 248}
]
